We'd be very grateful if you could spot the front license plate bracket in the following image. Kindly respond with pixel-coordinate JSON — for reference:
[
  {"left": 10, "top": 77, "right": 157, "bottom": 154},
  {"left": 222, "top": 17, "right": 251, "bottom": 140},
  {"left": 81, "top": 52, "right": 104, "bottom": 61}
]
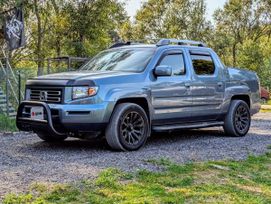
[{"left": 30, "top": 106, "right": 44, "bottom": 120}]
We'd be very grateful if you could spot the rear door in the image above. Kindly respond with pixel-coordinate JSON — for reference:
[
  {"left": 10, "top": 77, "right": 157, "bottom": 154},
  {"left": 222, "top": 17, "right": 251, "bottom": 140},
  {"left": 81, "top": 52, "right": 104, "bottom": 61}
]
[
  {"left": 151, "top": 49, "right": 193, "bottom": 125},
  {"left": 188, "top": 49, "right": 225, "bottom": 121}
]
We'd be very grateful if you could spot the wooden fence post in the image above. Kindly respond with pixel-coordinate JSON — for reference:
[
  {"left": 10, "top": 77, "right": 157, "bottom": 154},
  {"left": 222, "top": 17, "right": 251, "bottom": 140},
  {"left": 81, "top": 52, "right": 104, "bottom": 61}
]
[{"left": 5, "top": 58, "right": 9, "bottom": 116}]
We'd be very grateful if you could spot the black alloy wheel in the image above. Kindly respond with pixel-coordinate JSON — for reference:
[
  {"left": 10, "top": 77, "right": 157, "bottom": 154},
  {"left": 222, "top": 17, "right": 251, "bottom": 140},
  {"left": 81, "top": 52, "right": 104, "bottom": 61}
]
[
  {"left": 223, "top": 100, "right": 251, "bottom": 137},
  {"left": 234, "top": 103, "right": 250, "bottom": 134},
  {"left": 105, "top": 103, "right": 150, "bottom": 151},
  {"left": 120, "top": 111, "right": 145, "bottom": 146}
]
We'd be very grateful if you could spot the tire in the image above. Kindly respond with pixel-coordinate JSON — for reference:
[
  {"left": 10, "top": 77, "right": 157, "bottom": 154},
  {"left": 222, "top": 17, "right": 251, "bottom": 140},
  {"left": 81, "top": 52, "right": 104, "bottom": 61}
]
[
  {"left": 36, "top": 131, "right": 67, "bottom": 142},
  {"left": 105, "top": 103, "right": 150, "bottom": 151},
  {"left": 223, "top": 100, "right": 251, "bottom": 137}
]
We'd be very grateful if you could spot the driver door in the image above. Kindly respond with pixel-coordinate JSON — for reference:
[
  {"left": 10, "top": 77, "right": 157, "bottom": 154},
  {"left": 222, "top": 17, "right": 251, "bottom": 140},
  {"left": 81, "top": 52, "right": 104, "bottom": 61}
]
[{"left": 151, "top": 49, "right": 193, "bottom": 126}]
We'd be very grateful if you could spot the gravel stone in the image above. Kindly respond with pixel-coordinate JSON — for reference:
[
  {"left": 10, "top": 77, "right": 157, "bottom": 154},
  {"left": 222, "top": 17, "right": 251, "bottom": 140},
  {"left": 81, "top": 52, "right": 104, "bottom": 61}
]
[{"left": 0, "top": 112, "right": 270, "bottom": 198}]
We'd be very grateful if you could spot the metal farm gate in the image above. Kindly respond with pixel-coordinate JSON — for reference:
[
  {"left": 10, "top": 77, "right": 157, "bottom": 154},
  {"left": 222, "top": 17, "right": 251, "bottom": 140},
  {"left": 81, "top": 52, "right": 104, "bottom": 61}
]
[{"left": 0, "top": 51, "right": 22, "bottom": 118}]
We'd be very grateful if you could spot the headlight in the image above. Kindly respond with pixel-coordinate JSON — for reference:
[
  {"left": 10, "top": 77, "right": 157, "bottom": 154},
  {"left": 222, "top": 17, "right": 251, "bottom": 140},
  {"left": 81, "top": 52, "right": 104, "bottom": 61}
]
[{"left": 72, "top": 86, "right": 98, "bottom": 99}]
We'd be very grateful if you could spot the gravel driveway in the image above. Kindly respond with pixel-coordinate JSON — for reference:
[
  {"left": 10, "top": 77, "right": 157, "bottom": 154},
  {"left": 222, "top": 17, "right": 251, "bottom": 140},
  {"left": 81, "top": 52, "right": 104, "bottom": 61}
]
[{"left": 0, "top": 113, "right": 270, "bottom": 197}]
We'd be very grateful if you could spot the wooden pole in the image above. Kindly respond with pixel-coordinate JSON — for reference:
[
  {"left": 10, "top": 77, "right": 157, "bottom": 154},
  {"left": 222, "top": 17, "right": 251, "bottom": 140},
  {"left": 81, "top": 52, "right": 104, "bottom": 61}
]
[
  {"left": 18, "top": 70, "right": 21, "bottom": 104},
  {"left": 47, "top": 58, "right": 50, "bottom": 74},
  {"left": 5, "top": 58, "right": 9, "bottom": 116},
  {"left": 67, "top": 57, "right": 71, "bottom": 71}
]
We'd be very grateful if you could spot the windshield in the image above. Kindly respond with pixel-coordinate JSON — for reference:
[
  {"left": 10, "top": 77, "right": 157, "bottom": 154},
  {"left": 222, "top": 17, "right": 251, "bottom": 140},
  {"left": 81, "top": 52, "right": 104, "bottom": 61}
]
[{"left": 80, "top": 48, "right": 155, "bottom": 72}]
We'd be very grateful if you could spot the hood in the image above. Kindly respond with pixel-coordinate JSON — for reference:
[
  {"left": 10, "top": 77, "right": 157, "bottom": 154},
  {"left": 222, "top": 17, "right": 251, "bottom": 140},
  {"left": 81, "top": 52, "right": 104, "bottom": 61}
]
[
  {"left": 35, "top": 70, "right": 134, "bottom": 80},
  {"left": 26, "top": 70, "right": 142, "bottom": 87}
]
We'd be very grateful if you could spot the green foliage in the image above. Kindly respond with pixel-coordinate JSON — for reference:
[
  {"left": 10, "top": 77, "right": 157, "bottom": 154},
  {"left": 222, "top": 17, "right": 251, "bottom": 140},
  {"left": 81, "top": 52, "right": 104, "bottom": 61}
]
[
  {"left": 63, "top": 0, "right": 128, "bottom": 57},
  {"left": 3, "top": 152, "right": 271, "bottom": 203},
  {"left": 3, "top": 193, "right": 33, "bottom": 204},
  {"left": 238, "top": 40, "right": 265, "bottom": 71},
  {"left": 0, "top": 114, "right": 17, "bottom": 132},
  {"left": 133, "top": 0, "right": 211, "bottom": 41},
  {"left": 95, "top": 168, "right": 123, "bottom": 189},
  {"left": 2, "top": 0, "right": 129, "bottom": 75}
]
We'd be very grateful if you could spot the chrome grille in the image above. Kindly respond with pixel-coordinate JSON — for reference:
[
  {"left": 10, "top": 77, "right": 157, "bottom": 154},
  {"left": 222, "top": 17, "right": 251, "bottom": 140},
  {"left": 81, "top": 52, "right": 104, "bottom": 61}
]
[{"left": 30, "top": 89, "right": 62, "bottom": 103}]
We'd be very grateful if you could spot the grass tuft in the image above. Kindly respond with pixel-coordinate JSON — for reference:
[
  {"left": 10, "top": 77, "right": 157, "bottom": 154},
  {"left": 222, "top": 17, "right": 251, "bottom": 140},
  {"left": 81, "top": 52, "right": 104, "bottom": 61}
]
[
  {"left": 95, "top": 168, "right": 123, "bottom": 189},
  {"left": 0, "top": 114, "right": 17, "bottom": 132}
]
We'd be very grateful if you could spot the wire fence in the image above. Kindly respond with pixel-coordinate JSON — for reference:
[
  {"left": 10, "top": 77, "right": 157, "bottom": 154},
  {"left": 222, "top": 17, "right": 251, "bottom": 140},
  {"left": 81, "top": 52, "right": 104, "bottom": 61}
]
[
  {"left": 0, "top": 58, "right": 21, "bottom": 117},
  {"left": 0, "top": 56, "right": 89, "bottom": 117}
]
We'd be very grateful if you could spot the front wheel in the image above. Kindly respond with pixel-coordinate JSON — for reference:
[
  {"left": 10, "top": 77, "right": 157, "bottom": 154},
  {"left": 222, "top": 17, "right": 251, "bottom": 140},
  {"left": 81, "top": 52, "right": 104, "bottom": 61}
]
[
  {"left": 36, "top": 131, "right": 67, "bottom": 142},
  {"left": 223, "top": 100, "right": 251, "bottom": 137},
  {"left": 105, "top": 103, "right": 150, "bottom": 151}
]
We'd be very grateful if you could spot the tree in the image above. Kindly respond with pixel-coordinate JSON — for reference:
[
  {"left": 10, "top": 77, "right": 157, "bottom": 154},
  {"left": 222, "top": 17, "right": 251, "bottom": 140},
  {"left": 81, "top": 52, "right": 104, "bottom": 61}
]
[
  {"left": 1, "top": 0, "right": 128, "bottom": 75},
  {"left": 7, "top": 0, "right": 55, "bottom": 75},
  {"left": 64, "top": 0, "right": 128, "bottom": 57},
  {"left": 238, "top": 40, "right": 264, "bottom": 71},
  {"left": 133, "top": 0, "right": 211, "bottom": 41},
  {"left": 213, "top": 0, "right": 271, "bottom": 66},
  {"left": 48, "top": 0, "right": 68, "bottom": 57},
  {"left": 33, "top": 0, "right": 46, "bottom": 75}
]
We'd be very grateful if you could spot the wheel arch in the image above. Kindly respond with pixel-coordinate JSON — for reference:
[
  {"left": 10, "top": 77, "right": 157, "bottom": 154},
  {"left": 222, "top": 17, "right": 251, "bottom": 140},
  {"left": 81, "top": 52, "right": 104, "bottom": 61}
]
[
  {"left": 115, "top": 97, "right": 151, "bottom": 121},
  {"left": 231, "top": 95, "right": 251, "bottom": 108}
]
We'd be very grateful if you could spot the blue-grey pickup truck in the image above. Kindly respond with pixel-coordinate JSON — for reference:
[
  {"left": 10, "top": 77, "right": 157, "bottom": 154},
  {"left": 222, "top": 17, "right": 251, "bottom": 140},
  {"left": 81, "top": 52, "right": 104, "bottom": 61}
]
[{"left": 16, "top": 39, "right": 261, "bottom": 151}]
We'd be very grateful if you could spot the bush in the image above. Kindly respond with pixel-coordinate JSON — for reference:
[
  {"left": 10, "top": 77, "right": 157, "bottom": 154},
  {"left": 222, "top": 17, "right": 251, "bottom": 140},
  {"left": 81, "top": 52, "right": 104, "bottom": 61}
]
[{"left": 0, "top": 114, "right": 17, "bottom": 132}]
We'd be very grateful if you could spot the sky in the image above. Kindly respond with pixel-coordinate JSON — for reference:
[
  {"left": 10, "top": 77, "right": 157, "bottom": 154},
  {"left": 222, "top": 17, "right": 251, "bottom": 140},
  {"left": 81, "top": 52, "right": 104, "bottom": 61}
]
[{"left": 124, "top": 0, "right": 227, "bottom": 21}]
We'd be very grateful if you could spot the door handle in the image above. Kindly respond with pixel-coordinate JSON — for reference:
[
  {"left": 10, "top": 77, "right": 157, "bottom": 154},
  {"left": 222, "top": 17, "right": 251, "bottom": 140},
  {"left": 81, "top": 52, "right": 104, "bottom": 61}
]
[
  {"left": 184, "top": 83, "right": 191, "bottom": 88},
  {"left": 217, "top": 82, "right": 223, "bottom": 87}
]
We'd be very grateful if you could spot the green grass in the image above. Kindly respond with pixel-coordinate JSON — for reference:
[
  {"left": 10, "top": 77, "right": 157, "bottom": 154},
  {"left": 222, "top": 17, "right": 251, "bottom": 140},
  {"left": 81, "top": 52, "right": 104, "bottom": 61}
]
[
  {"left": 3, "top": 151, "right": 271, "bottom": 204},
  {"left": 0, "top": 114, "right": 17, "bottom": 132}
]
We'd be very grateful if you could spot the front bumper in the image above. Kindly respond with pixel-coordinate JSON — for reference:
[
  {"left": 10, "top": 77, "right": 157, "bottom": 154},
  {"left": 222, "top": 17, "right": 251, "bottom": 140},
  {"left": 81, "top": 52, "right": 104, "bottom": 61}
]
[{"left": 16, "top": 101, "right": 113, "bottom": 135}]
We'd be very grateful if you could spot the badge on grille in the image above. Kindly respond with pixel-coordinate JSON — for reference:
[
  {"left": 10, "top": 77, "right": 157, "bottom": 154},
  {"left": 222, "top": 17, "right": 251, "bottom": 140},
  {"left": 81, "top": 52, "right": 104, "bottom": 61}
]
[{"left": 40, "top": 91, "right": 48, "bottom": 101}]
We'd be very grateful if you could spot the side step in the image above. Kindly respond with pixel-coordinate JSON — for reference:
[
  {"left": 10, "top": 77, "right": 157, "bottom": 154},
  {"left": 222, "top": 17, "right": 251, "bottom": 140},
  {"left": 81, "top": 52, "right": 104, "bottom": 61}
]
[{"left": 152, "top": 121, "right": 224, "bottom": 132}]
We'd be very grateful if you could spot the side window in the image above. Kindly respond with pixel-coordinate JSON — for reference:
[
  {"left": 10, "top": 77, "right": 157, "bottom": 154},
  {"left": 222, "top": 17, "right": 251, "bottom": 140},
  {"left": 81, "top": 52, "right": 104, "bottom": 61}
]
[
  {"left": 191, "top": 54, "right": 215, "bottom": 75},
  {"left": 159, "top": 54, "right": 185, "bottom": 76}
]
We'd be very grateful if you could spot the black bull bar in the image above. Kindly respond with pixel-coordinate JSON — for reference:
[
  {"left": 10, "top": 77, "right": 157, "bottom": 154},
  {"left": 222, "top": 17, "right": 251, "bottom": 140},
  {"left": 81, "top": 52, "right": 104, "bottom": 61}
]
[{"left": 16, "top": 101, "right": 65, "bottom": 136}]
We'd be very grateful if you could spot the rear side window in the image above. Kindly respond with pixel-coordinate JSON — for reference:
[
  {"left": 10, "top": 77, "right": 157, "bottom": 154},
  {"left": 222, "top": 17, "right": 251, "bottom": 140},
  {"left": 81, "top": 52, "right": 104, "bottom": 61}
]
[
  {"left": 191, "top": 55, "right": 215, "bottom": 75},
  {"left": 159, "top": 54, "right": 185, "bottom": 76}
]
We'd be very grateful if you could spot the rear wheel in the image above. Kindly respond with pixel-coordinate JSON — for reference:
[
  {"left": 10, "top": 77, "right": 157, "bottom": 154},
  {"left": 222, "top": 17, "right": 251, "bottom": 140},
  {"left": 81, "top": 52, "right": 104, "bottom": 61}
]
[
  {"left": 36, "top": 131, "right": 67, "bottom": 142},
  {"left": 223, "top": 100, "right": 251, "bottom": 137},
  {"left": 105, "top": 103, "right": 150, "bottom": 151}
]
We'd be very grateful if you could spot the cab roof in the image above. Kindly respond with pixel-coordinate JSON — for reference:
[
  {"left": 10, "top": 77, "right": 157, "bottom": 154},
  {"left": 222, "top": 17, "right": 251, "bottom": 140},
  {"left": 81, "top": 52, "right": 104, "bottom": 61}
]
[{"left": 109, "top": 39, "right": 208, "bottom": 50}]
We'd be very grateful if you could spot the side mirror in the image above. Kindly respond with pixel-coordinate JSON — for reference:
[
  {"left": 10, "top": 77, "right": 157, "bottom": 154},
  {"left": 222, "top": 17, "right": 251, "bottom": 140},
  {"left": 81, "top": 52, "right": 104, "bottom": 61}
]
[{"left": 154, "top": 65, "right": 172, "bottom": 77}]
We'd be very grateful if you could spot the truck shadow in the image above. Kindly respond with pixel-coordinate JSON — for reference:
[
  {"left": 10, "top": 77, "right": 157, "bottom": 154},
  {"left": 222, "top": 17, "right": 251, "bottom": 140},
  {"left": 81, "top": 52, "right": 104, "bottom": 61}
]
[
  {"left": 31, "top": 128, "right": 227, "bottom": 151},
  {"left": 28, "top": 113, "right": 271, "bottom": 152}
]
